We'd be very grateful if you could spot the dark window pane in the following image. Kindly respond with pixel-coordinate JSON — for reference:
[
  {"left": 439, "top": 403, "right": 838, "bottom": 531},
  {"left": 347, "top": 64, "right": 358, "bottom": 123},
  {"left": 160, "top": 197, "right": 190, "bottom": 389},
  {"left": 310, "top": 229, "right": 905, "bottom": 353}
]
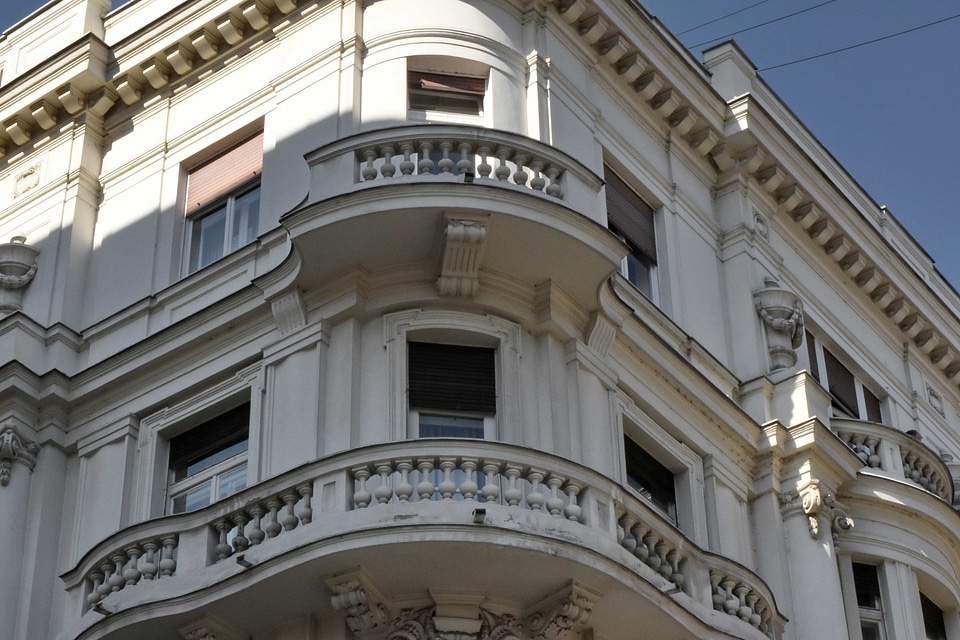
[
  {"left": 824, "top": 348, "right": 859, "bottom": 418},
  {"left": 806, "top": 330, "right": 820, "bottom": 382},
  {"left": 921, "top": 592, "right": 947, "bottom": 640},
  {"left": 419, "top": 414, "right": 485, "bottom": 439},
  {"left": 852, "top": 563, "right": 882, "bottom": 609},
  {"left": 863, "top": 387, "right": 883, "bottom": 423},
  {"left": 169, "top": 403, "right": 250, "bottom": 482},
  {"left": 624, "top": 435, "right": 676, "bottom": 521}
]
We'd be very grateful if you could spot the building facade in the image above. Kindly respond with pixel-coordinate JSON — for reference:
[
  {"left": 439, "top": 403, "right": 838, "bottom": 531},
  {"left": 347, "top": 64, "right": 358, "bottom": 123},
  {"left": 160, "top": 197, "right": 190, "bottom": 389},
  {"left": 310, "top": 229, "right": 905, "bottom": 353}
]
[{"left": 1, "top": 0, "right": 959, "bottom": 639}]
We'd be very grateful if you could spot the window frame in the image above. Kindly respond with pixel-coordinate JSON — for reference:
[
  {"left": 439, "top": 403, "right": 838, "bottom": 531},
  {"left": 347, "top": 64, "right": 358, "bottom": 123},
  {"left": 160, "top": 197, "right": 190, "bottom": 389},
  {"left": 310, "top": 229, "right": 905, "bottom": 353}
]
[
  {"left": 384, "top": 309, "right": 522, "bottom": 442},
  {"left": 603, "top": 164, "right": 659, "bottom": 303},
  {"left": 617, "top": 394, "right": 708, "bottom": 544},
  {"left": 406, "top": 65, "right": 488, "bottom": 125},
  {"left": 133, "top": 364, "right": 261, "bottom": 521},
  {"left": 182, "top": 132, "right": 264, "bottom": 276},
  {"left": 806, "top": 331, "right": 884, "bottom": 423},
  {"left": 167, "top": 402, "right": 251, "bottom": 514}
]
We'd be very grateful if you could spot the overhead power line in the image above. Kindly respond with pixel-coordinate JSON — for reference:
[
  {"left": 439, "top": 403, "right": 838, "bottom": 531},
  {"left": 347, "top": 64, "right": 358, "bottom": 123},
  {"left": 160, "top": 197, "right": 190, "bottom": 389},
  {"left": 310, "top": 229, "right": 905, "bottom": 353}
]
[
  {"left": 676, "top": 0, "right": 770, "bottom": 36},
  {"left": 689, "top": 0, "right": 839, "bottom": 48},
  {"left": 759, "top": 13, "right": 960, "bottom": 71}
]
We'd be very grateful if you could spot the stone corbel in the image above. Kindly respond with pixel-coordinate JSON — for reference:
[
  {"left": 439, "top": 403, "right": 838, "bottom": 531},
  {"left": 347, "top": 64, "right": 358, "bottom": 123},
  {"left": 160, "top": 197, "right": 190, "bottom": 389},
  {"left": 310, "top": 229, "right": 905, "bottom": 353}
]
[
  {"left": 326, "top": 570, "right": 388, "bottom": 638},
  {"left": 387, "top": 607, "right": 435, "bottom": 640},
  {"left": 270, "top": 288, "right": 307, "bottom": 336},
  {"left": 437, "top": 214, "right": 488, "bottom": 297},
  {"left": 780, "top": 479, "right": 853, "bottom": 549},
  {"left": 585, "top": 311, "right": 617, "bottom": 358},
  {"left": 0, "top": 426, "right": 39, "bottom": 487},
  {"left": 754, "top": 277, "right": 804, "bottom": 372},
  {"left": 525, "top": 582, "right": 599, "bottom": 640},
  {"left": 480, "top": 610, "right": 525, "bottom": 640}
]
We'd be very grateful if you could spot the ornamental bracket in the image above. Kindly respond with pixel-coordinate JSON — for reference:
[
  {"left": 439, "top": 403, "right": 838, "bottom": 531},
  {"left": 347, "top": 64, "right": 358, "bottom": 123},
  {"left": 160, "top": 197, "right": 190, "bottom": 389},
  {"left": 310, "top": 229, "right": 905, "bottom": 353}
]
[{"left": 0, "top": 425, "right": 39, "bottom": 487}]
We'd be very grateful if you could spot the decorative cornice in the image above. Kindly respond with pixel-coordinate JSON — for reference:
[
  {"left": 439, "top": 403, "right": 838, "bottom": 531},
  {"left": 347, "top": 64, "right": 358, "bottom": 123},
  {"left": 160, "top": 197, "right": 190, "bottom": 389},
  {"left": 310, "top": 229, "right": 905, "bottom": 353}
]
[{"left": 0, "top": 425, "right": 39, "bottom": 487}]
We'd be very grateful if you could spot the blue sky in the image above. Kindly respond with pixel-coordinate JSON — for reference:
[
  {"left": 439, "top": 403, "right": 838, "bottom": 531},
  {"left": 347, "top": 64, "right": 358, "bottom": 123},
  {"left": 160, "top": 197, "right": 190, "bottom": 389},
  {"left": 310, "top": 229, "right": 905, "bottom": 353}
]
[{"left": 2, "top": 0, "right": 959, "bottom": 289}]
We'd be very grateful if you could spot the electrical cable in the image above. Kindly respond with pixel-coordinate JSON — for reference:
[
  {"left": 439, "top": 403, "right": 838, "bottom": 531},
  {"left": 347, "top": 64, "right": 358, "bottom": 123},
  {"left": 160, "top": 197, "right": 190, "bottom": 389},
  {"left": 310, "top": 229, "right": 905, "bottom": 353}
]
[
  {"left": 759, "top": 12, "right": 960, "bottom": 70},
  {"left": 676, "top": 0, "right": 770, "bottom": 36},
  {"left": 689, "top": 0, "right": 839, "bottom": 48}
]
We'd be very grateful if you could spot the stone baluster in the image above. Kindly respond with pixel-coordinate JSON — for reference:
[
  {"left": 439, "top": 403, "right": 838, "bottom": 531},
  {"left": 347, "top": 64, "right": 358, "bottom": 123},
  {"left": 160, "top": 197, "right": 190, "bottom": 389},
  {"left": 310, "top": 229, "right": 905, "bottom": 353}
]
[
  {"left": 655, "top": 541, "right": 672, "bottom": 580},
  {"left": 232, "top": 511, "right": 251, "bottom": 552},
  {"left": 920, "top": 464, "right": 933, "bottom": 490},
  {"left": 395, "top": 460, "right": 414, "bottom": 503},
  {"left": 215, "top": 520, "right": 233, "bottom": 560},
  {"left": 353, "top": 467, "right": 373, "bottom": 508},
  {"left": 850, "top": 434, "right": 868, "bottom": 464},
  {"left": 503, "top": 465, "right": 522, "bottom": 506},
  {"left": 374, "top": 463, "right": 394, "bottom": 505},
  {"left": 108, "top": 554, "right": 126, "bottom": 592},
  {"left": 123, "top": 546, "right": 142, "bottom": 586},
  {"left": 416, "top": 459, "right": 436, "bottom": 500},
  {"left": 495, "top": 148, "right": 511, "bottom": 181},
  {"left": 545, "top": 475, "right": 565, "bottom": 516},
  {"left": 721, "top": 578, "right": 738, "bottom": 616},
  {"left": 265, "top": 498, "right": 283, "bottom": 538},
  {"left": 865, "top": 436, "right": 881, "bottom": 467},
  {"left": 563, "top": 482, "right": 582, "bottom": 522},
  {"left": 141, "top": 541, "right": 159, "bottom": 580},
  {"left": 903, "top": 453, "right": 917, "bottom": 479},
  {"left": 97, "top": 562, "right": 114, "bottom": 599},
  {"left": 457, "top": 142, "right": 474, "bottom": 174},
  {"left": 667, "top": 550, "right": 684, "bottom": 588},
  {"left": 281, "top": 491, "right": 300, "bottom": 530},
  {"left": 545, "top": 166, "right": 562, "bottom": 197},
  {"left": 643, "top": 532, "right": 662, "bottom": 572},
  {"left": 248, "top": 503, "right": 266, "bottom": 545},
  {"left": 476, "top": 146, "right": 492, "bottom": 178},
  {"left": 481, "top": 461, "right": 501, "bottom": 503},
  {"left": 399, "top": 143, "right": 416, "bottom": 176},
  {"left": 87, "top": 571, "right": 104, "bottom": 606},
  {"left": 618, "top": 513, "right": 637, "bottom": 554},
  {"left": 460, "top": 458, "right": 479, "bottom": 500},
  {"left": 526, "top": 469, "right": 545, "bottom": 511},
  {"left": 298, "top": 484, "right": 314, "bottom": 524},
  {"left": 437, "top": 458, "right": 457, "bottom": 500},
  {"left": 631, "top": 522, "right": 650, "bottom": 563},
  {"left": 734, "top": 583, "right": 750, "bottom": 621},
  {"left": 380, "top": 146, "right": 396, "bottom": 178},
  {"left": 710, "top": 572, "right": 724, "bottom": 611},
  {"left": 418, "top": 142, "right": 434, "bottom": 174},
  {"left": 437, "top": 141, "right": 455, "bottom": 173},
  {"left": 361, "top": 149, "right": 378, "bottom": 181},
  {"left": 511, "top": 153, "right": 529, "bottom": 186},
  {"left": 746, "top": 593, "right": 761, "bottom": 627},
  {"left": 529, "top": 160, "right": 545, "bottom": 191},
  {"left": 159, "top": 537, "right": 177, "bottom": 577}
]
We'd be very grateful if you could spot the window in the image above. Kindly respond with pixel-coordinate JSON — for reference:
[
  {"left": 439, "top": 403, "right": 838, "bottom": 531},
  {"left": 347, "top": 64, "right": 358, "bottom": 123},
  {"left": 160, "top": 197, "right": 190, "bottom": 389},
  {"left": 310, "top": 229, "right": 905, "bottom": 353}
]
[
  {"left": 920, "top": 592, "right": 947, "bottom": 640},
  {"left": 408, "top": 70, "right": 485, "bottom": 116},
  {"left": 408, "top": 341, "right": 496, "bottom": 438},
  {"left": 624, "top": 434, "right": 677, "bottom": 523},
  {"left": 852, "top": 563, "right": 887, "bottom": 640},
  {"left": 167, "top": 403, "right": 250, "bottom": 513},
  {"left": 184, "top": 132, "right": 263, "bottom": 273},
  {"left": 806, "top": 331, "right": 883, "bottom": 422},
  {"left": 604, "top": 165, "right": 657, "bottom": 300}
]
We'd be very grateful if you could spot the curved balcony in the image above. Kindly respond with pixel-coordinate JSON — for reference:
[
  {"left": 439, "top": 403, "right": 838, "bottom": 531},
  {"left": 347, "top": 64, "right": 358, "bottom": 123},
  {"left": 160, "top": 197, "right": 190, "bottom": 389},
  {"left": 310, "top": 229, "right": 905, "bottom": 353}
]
[
  {"left": 280, "top": 125, "right": 622, "bottom": 311},
  {"left": 832, "top": 418, "right": 954, "bottom": 503},
  {"left": 61, "top": 440, "right": 784, "bottom": 640}
]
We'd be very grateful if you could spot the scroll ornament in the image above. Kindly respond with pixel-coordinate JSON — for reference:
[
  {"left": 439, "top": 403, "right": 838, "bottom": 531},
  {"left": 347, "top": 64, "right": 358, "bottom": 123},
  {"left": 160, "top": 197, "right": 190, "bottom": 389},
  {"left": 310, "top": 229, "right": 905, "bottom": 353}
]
[{"left": 0, "top": 426, "right": 40, "bottom": 487}]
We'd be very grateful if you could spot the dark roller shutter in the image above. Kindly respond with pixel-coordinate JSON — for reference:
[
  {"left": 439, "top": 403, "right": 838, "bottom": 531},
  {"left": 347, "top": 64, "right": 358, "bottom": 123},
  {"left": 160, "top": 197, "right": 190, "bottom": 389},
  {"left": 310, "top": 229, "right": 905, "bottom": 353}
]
[
  {"left": 408, "top": 342, "right": 496, "bottom": 413},
  {"left": 605, "top": 165, "right": 657, "bottom": 264}
]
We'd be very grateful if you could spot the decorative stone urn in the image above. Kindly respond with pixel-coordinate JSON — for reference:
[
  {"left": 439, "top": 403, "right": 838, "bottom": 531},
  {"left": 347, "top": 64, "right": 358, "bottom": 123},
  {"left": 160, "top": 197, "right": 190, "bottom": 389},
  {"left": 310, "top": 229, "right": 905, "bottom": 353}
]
[
  {"left": 0, "top": 235, "right": 39, "bottom": 314},
  {"left": 754, "top": 277, "right": 804, "bottom": 371}
]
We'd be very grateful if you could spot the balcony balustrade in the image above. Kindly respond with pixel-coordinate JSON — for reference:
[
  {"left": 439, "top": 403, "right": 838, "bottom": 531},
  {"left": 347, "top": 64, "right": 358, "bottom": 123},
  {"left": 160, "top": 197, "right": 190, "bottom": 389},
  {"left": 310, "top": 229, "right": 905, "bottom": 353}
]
[
  {"left": 63, "top": 440, "right": 784, "bottom": 639},
  {"left": 303, "top": 125, "right": 604, "bottom": 218},
  {"left": 832, "top": 417, "right": 954, "bottom": 503}
]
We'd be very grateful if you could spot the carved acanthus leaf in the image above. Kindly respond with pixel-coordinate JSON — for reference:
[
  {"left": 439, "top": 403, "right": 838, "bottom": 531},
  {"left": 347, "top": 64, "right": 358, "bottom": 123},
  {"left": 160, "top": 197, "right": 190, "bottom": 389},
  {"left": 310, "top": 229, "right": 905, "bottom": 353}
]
[
  {"left": 326, "top": 571, "right": 388, "bottom": 638},
  {"left": 525, "top": 582, "right": 599, "bottom": 640},
  {"left": 0, "top": 426, "right": 39, "bottom": 487}
]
